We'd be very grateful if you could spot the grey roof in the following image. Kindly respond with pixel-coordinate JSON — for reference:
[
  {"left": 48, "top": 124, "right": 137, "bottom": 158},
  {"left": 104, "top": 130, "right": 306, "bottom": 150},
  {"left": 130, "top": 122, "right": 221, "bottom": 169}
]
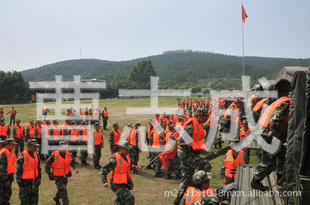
[
  {"left": 230, "top": 164, "right": 275, "bottom": 205},
  {"left": 276, "top": 66, "right": 309, "bottom": 85}
]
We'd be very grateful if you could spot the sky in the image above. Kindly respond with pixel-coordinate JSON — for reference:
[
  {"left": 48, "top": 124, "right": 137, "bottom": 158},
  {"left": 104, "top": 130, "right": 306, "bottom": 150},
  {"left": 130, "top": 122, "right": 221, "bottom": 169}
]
[{"left": 0, "top": 0, "right": 309, "bottom": 72}]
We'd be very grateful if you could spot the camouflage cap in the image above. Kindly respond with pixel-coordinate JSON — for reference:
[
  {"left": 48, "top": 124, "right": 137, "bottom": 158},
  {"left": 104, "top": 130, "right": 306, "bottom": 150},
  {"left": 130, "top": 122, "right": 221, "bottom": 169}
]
[
  {"left": 192, "top": 171, "right": 212, "bottom": 187},
  {"left": 119, "top": 141, "right": 131, "bottom": 150},
  {"left": 5, "top": 138, "right": 17, "bottom": 145},
  {"left": 59, "top": 141, "right": 69, "bottom": 148},
  {"left": 95, "top": 122, "right": 101, "bottom": 127},
  {"left": 0, "top": 139, "right": 4, "bottom": 144},
  {"left": 113, "top": 123, "right": 119, "bottom": 127},
  {"left": 196, "top": 109, "right": 209, "bottom": 117},
  {"left": 194, "top": 193, "right": 219, "bottom": 205},
  {"left": 16, "top": 119, "right": 21, "bottom": 122},
  {"left": 127, "top": 123, "right": 133, "bottom": 127},
  {"left": 27, "top": 139, "right": 39, "bottom": 146}
]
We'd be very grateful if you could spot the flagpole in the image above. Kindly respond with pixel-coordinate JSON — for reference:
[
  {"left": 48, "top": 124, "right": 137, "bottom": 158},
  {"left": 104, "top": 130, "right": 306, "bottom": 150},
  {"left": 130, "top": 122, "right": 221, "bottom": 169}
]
[{"left": 242, "top": 1, "right": 245, "bottom": 76}]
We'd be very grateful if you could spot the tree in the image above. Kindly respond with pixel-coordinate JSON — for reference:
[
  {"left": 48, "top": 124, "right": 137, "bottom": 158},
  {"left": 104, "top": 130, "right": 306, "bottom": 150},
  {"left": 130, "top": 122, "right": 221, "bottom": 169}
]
[{"left": 128, "top": 60, "right": 156, "bottom": 88}]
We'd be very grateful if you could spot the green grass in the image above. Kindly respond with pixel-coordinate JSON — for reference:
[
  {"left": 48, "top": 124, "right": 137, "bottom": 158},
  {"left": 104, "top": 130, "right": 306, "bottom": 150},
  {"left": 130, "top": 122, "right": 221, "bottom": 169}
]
[{"left": 1, "top": 97, "right": 258, "bottom": 205}]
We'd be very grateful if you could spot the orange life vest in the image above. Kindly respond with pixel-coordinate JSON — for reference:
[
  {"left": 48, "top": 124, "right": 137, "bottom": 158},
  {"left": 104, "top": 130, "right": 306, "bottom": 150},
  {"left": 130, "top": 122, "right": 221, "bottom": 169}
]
[
  {"left": 247, "top": 95, "right": 257, "bottom": 107},
  {"left": 36, "top": 125, "right": 42, "bottom": 139},
  {"left": 84, "top": 110, "right": 89, "bottom": 116},
  {"left": 253, "top": 98, "right": 268, "bottom": 112},
  {"left": 185, "top": 187, "right": 215, "bottom": 205},
  {"left": 160, "top": 116, "right": 167, "bottom": 124},
  {"left": 52, "top": 150, "right": 72, "bottom": 176},
  {"left": 81, "top": 127, "right": 88, "bottom": 142},
  {"left": 110, "top": 129, "right": 121, "bottom": 145},
  {"left": 14, "top": 125, "right": 24, "bottom": 138},
  {"left": 0, "top": 148, "right": 16, "bottom": 174},
  {"left": 223, "top": 150, "right": 245, "bottom": 179},
  {"left": 70, "top": 128, "right": 79, "bottom": 142},
  {"left": 224, "top": 102, "right": 238, "bottom": 118},
  {"left": 147, "top": 125, "right": 154, "bottom": 139},
  {"left": 239, "top": 127, "right": 251, "bottom": 141},
  {"left": 103, "top": 110, "right": 109, "bottom": 118},
  {"left": 182, "top": 118, "right": 206, "bottom": 150},
  {"left": 52, "top": 125, "right": 61, "bottom": 140},
  {"left": 129, "top": 129, "right": 138, "bottom": 146},
  {"left": 165, "top": 132, "right": 179, "bottom": 149},
  {"left": 152, "top": 130, "right": 161, "bottom": 149},
  {"left": 109, "top": 152, "right": 132, "bottom": 184},
  {"left": 27, "top": 125, "right": 35, "bottom": 138},
  {"left": 0, "top": 124, "right": 9, "bottom": 136},
  {"left": 11, "top": 109, "right": 16, "bottom": 115},
  {"left": 21, "top": 151, "right": 38, "bottom": 179},
  {"left": 94, "top": 129, "right": 103, "bottom": 145},
  {"left": 258, "top": 96, "right": 291, "bottom": 128}
]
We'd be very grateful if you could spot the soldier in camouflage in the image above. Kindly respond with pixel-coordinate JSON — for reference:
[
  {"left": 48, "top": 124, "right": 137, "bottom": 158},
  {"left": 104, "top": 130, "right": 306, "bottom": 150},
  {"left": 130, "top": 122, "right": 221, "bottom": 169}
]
[
  {"left": 149, "top": 129, "right": 165, "bottom": 177},
  {"left": 100, "top": 142, "right": 141, "bottom": 205},
  {"left": 180, "top": 170, "right": 219, "bottom": 205},
  {"left": 0, "top": 139, "right": 17, "bottom": 205},
  {"left": 166, "top": 125, "right": 181, "bottom": 180},
  {"left": 16, "top": 139, "right": 41, "bottom": 205},
  {"left": 251, "top": 98, "right": 290, "bottom": 191},
  {"left": 45, "top": 141, "right": 78, "bottom": 205},
  {"left": 174, "top": 109, "right": 212, "bottom": 205}
]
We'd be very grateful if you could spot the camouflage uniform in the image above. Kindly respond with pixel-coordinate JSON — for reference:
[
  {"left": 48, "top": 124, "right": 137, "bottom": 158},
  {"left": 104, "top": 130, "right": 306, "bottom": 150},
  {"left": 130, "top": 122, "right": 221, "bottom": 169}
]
[
  {"left": 253, "top": 102, "right": 289, "bottom": 182},
  {"left": 167, "top": 134, "right": 181, "bottom": 177},
  {"left": 175, "top": 121, "right": 212, "bottom": 204},
  {"left": 45, "top": 151, "right": 77, "bottom": 205},
  {"left": 16, "top": 151, "right": 41, "bottom": 205},
  {"left": 149, "top": 131, "right": 165, "bottom": 175},
  {"left": 109, "top": 130, "right": 120, "bottom": 155},
  {"left": 100, "top": 153, "right": 135, "bottom": 205},
  {"left": 129, "top": 130, "right": 141, "bottom": 167},
  {"left": 13, "top": 125, "right": 25, "bottom": 156},
  {"left": 0, "top": 151, "right": 14, "bottom": 205}
]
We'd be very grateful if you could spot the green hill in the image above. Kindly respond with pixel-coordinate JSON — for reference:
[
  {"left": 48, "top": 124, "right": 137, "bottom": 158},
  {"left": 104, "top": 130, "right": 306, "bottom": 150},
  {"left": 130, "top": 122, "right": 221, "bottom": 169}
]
[{"left": 21, "top": 50, "right": 310, "bottom": 84}]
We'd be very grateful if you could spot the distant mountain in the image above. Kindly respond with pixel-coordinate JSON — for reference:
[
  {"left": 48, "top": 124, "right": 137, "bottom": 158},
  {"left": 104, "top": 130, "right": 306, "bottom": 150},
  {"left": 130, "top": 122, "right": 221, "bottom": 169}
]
[{"left": 21, "top": 50, "right": 309, "bottom": 83}]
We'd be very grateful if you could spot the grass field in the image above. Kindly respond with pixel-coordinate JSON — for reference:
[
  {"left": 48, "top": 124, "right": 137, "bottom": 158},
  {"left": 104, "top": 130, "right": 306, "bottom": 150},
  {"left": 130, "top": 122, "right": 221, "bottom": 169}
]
[{"left": 1, "top": 97, "right": 258, "bottom": 205}]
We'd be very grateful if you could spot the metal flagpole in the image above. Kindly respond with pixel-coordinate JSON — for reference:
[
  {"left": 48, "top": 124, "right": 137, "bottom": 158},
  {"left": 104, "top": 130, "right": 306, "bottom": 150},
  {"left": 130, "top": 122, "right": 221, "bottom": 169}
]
[{"left": 242, "top": 1, "right": 245, "bottom": 76}]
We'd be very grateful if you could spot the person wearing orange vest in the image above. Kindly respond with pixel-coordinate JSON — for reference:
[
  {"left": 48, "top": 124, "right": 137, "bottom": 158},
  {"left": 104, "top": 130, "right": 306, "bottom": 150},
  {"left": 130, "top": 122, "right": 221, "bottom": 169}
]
[
  {"left": 93, "top": 123, "right": 103, "bottom": 169},
  {"left": 42, "top": 106, "right": 50, "bottom": 121},
  {"left": 45, "top": 141, "right": 78, "bottom": 205},
  {"left": 220, "top": 144, "right": 246, "bottom": 184},
  {"left": 150, "top": 129, "right": 165, "bottom": 177},
  {"left": 13, "top": 119, "right": 25, "bottom": 156},
  {"left": 174, "top": 109, "right": 211, "bottom": 205},
  {"left": 50, "top": 119, "right": 62, "bottom": 146},
  {"left": 102, "top": 107, "right": 109, "bottom": 130},
  {"left": 251, "top": 96, "right": 291, "bottom": 192},
  {"left": 128, "top": 123, "right": 141, "bottom": 173},
  {"left": 25, "top": 120, "right": 35, "bottom": 141},
  {"left": 35, "top": 120, "right": 44, "bottom": 160},
  {"left": 62, "top": 119, "right": 71, "bottom": 137},
  {"left": 186, "top": 98, "right": 190, "bottom": 110},
  {"left": 68, "top": 121, "right": 79, "bottom": 162},
  {"left": 0, "top": 138, "right": 17, "bottom": 204},
  {"left": 252, "top": 98, "right": 269, "bottom": 123},
  {"left": 0, "top": 119, "right": 10, "bottom": 141},
  {"left": 79, "top": 121, "right": 90, "bottom": 167},
  {"left": 180, "top": 171, "right": 218, "bottom": 205},
  {"left": 109, "top": 123, "right": 121, "bottom": 155},
  {"left": 166, "top": 125, "right": 181, "bottom": 180},
  {"left": 93, "top": 108, "right": 101, "bottom": 125},
  {"left": 146, "top": 120, "right": 155, "bottom": 159},
  {"left": 16, "top": 139, "right": 41, "bottom": 205},
  {"left": 6, "top": 106, "right": 17, "bottom": 126},
  {"left": 160, "top": 112, "right": 167, "bottom": 126},
  {"left": 239, "top": 120, "right": 251, "bottom": 164},
  {"left": 100, "top": 142, "right": 141, "bottom": 205}
]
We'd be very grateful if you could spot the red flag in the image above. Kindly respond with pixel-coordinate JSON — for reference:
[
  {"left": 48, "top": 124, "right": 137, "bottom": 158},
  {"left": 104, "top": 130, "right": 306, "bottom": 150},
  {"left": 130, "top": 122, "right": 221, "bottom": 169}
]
[
  {"left": 242, "top": 5, "right": 248, "bottom": 23},
  {"left": 159, "top": 145, "right": 178, "bottom": 170}
]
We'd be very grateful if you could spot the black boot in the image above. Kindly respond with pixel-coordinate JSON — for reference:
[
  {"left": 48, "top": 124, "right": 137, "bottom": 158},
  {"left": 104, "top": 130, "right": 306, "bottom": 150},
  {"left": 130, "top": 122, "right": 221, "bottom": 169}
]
[
  {"left": 166, "top": 173, "right": 173, "bottom": 180},
  {"left": 251, "top": 179, "right": 269, "bottom": 191},
  {"left": 53, "top": 197, "right": 60, "bottom": 205},
  {"left": 175, "top": 174, "right": 182, "bottom": 179},
  {"left": 155, "top": 172, "right": 163, "bottom": 177}
]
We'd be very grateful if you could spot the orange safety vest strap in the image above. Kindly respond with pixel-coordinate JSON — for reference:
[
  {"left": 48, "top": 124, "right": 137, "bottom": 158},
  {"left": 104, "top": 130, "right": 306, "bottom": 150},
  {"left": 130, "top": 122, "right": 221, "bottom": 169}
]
[{"left": 258, "top": 97, "right": 291, "bottom": 128}]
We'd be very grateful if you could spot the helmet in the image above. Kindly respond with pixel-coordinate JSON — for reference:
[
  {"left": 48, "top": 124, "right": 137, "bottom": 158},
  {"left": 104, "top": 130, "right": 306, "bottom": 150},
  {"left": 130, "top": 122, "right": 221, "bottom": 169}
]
[{"left": 192, "top": 171, "right": 212, "bottom": 187}]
